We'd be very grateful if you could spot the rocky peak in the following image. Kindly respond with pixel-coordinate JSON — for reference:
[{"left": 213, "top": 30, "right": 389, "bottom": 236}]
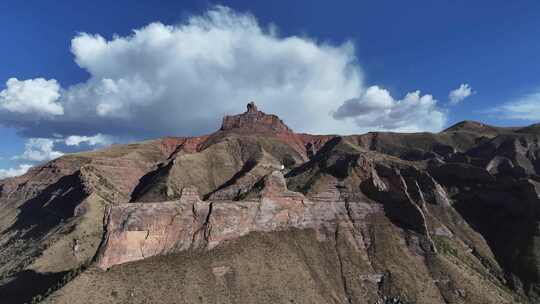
[
  {"left": 220, "top": 102, "right": 292, "bottom": 134},
  {"left": 443, "top": 120, "right": 504, "bottom": 136},
  {"left": 246, "top": 101, "right": 258, "bottom": 112}
]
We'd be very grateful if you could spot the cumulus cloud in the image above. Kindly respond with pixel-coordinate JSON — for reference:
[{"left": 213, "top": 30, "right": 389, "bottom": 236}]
[
  {"left": 449, "top": 83, "right": 473, "bottom": 105},
  {"left": 20, "top": 6, "right": 362, "bottom": 136},
  {"left": 0, "top": 164, "right": 32, "bottom": 179},
  {"left": 0, "top": 5, "right": 446, "bottom": 141},
  {"left": 13, "top": 138, "right": 64, "bottom": 162},
  {"left": 6, "top": 135, "right": 111, "bottom": 171},
  {"left": 491, "top": 92, "right": 540, "bottom": 121},
  {"left": 65, "top": 133, "right": 112, "bottom": 146},
  {"left": 0, "top": 78, "right": 63, "bottom": 115},
  {"left": 333, "top": 86, "right": 446, "bottom": 132}
]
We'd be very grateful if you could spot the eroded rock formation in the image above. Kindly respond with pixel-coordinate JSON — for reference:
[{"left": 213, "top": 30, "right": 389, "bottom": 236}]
[
  {"left": 96, "top": 171, "right": 382, "bottom": 270},
  {"left": 221, "top": 101, "right": 293, "bottom": 134}
]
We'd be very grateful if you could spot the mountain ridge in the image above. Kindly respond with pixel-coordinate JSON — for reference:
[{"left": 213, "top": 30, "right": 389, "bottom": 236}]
[{"left": 1, "top": 103, "right": 540, "bottom": 304}]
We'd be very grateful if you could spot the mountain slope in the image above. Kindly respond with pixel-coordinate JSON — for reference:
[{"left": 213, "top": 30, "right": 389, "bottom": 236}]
[{"left": 1, "top": 103, "right": 540, "bottom": 304}]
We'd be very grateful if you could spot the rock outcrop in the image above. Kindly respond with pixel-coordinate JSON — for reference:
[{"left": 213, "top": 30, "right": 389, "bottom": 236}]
[
  {"left": 220, "top": 101, "right": 292, "bottom": 134},
  {"left": 97, "top": 171, "right": 381, "bottom": 270}
]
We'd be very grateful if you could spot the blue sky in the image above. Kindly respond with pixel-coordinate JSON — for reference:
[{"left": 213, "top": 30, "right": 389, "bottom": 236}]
[{"left": 1, "top": 1, "right": 540, "bottom": 176}]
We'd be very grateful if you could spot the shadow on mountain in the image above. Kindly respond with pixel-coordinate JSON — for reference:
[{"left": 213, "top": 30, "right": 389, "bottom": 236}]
[
  {"left": 286, "top": 137, "right": 356, "bottom": 179},
  {"left": 452, "top": 182, "right": 540, "bottom": 298},
  {"left": 8, "top": 171, "right": 87, "bottom": 240},
  {"left": 0, "top": 269, "right": 68, "bottom": 304},
  {"left": 203, "top": 159, "right": 257, "bottom": 200},
  {"left": 360, "top": 177, "right": 428, "bottom": 236},
  {"left": 130, "top": 161, "right": 173, "bottom": 202}
]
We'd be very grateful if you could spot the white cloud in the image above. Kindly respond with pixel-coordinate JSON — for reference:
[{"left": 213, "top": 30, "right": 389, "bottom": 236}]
[
  {"left": 0, "top": 5, "right": 446, "bottom": 138},
  {"left": 449, "top": 83, "right": 473, "bottom": 105},
  {"left": 333, "top": 86, "right": 446, "bottom": 132},
  {"left": 0, "top": 164, "right": 32, "bottom": 179},
  {"left": 3, "top": 134, "right": 111, "bottom": 172},
  {"left": 0, "top": 78, "right": 63, "bottom": 115},
  {"left": 14, "top": 138, "right": 64, "bottom": 162},
  {"left": 60, "top": 6, "right": 363, "bottom": 135},
  {"left": 491, "top": 92, "right": 540, "bottom": 121},
  {"left": 65, "top": 133, "right": 112, "bottom": 146}
]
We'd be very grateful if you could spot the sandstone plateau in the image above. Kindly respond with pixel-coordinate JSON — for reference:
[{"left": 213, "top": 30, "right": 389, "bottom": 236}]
[{"left": 1, "top": 103, "right": 540, "bottom": 304}]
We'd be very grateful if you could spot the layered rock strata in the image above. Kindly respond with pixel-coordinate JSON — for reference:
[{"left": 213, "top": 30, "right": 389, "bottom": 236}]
[{"left": 97, "top": 171, "right": 382, "bottom": 270}]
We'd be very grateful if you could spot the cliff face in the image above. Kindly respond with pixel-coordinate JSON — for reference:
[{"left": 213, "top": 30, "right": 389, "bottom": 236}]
[
  {"left": 220, "top": 101, "right": 293, "bottom": 134},
  {"left": 1, "top": 103, "right": 540, "bottom": 304},
  {"left": 96, "top": 171, "right": 382, "bottom": 270}
]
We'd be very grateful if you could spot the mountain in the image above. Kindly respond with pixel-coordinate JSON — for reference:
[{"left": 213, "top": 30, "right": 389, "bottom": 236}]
[
  {"left": 1, "top": 103, "right": 540, "bottom": 304},
  {"left": 516, "top": 123, "right": 540, "bottom": 135},
  {"left": 442, "top": 120, "right": 516, "bottom": 135}
]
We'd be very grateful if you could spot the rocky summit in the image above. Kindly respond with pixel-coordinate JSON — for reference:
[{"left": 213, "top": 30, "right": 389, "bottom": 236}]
[{"left": 1, "top": 103, "right": 540, "bottom": 304}]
